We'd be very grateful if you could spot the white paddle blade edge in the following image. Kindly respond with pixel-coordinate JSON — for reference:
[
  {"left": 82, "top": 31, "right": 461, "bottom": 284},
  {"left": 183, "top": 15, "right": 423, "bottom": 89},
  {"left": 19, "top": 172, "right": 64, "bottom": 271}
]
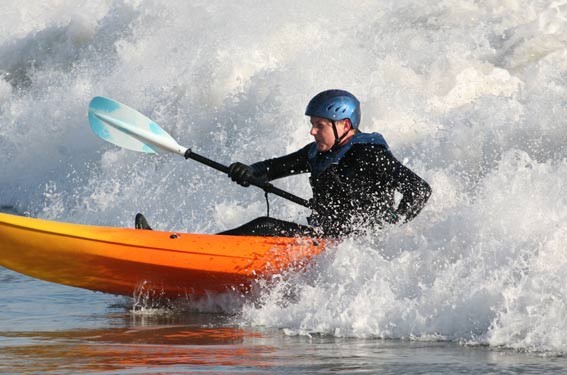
[{"left": 88, "top": 96, "right": 188, "bottom": 156}]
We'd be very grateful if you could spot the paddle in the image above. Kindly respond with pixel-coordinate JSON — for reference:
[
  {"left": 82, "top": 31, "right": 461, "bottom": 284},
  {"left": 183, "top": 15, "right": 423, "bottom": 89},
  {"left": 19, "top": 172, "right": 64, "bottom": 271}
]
[{"left": 88, "top": 96, "right": 311, "bottom": 208}]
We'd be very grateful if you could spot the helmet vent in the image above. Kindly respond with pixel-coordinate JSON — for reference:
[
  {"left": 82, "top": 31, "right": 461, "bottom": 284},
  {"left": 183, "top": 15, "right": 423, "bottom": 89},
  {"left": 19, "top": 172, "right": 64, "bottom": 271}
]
[{"left": 305, "top": 89, "right": 360, "bottom": 128}]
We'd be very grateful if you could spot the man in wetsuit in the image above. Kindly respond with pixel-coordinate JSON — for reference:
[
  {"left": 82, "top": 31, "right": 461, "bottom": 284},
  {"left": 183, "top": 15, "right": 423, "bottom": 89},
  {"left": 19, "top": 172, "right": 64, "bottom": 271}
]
[{"left": 221, "top": 89, "right": 432, "bottom": 238}]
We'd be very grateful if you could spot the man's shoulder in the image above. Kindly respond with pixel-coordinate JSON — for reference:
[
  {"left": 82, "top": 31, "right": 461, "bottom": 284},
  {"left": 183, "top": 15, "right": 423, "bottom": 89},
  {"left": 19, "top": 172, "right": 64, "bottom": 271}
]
[
  {"left": 348, "top": 142, "right": 390, "bottom": 156},
  {"left": 351, "top": 132, "right": 389, "bottom": 148},
  {"left": 343, "top": 142, "right": 398, "bottom": 170}
]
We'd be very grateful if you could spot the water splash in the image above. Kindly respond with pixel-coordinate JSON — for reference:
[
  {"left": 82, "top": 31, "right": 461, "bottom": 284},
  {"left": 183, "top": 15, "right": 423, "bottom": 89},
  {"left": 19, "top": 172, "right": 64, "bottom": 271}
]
[{"left": 1, "top": 0, "right": 567, "bottom": 353}]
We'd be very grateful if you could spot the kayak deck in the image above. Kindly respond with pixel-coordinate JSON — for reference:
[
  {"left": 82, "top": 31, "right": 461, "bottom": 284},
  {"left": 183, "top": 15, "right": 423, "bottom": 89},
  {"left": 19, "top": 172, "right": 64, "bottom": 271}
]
[{"left": 0, "top": 213, "right": 325, "bottom": 298}]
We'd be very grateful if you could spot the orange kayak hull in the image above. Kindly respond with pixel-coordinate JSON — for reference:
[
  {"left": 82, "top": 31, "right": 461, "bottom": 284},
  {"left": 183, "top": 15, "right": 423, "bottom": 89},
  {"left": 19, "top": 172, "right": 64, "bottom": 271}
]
[{"left": 0, "top": 213, "right": 325, "bottom": 298}]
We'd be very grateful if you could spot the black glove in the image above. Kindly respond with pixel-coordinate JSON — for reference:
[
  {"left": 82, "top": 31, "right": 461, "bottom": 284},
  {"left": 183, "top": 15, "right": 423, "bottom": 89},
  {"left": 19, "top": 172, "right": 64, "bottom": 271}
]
[{"left": 228, "top": 162, "right": 254, "bottom": 187}]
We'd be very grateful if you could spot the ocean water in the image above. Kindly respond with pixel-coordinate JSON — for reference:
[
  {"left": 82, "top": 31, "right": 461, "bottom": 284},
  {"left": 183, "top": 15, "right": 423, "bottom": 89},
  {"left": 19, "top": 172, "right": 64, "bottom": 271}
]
[{"left": 2, "top": 0, "right": 567, "bottom": 373}]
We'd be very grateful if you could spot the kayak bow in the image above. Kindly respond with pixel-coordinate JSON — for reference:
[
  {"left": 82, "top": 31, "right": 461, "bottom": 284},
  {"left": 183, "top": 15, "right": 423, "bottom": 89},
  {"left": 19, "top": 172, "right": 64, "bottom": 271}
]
[{"left": 0, "top": 213, "right": 325, "bottom": 298}]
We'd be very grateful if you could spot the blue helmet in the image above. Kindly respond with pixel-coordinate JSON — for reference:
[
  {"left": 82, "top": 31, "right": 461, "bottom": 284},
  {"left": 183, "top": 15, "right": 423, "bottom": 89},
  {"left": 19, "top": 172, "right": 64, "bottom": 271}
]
[{"left": 305, "top": 89, "right": 361, "bottom": 128}]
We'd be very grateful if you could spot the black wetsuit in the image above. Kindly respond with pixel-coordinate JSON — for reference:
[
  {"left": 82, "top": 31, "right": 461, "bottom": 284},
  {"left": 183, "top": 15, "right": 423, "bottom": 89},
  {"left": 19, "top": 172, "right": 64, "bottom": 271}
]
[{"left": 221, "top": 134, "right": 431, "bottom": 238}]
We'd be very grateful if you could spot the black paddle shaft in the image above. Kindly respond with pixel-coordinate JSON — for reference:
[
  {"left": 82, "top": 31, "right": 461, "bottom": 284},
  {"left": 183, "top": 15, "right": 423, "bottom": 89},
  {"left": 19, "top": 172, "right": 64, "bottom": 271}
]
[{"left": 184, "top": 149, "right": 311, "bottom": 209}]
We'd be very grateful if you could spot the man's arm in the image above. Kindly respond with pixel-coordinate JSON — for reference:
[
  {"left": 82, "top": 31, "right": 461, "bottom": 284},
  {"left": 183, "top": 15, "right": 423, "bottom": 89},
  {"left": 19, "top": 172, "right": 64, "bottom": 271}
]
[
  {"left": 250, "top": 144, "right": 311, "bottom": 182},
  {"left": 383, "top": 150, "right": 431, "bottom": 222},
  {"left": 229, "top": 144, "right": 311, "bottom": 186},
  {"left": 357, "top": 144, "right": 431, "bottom": 223}
]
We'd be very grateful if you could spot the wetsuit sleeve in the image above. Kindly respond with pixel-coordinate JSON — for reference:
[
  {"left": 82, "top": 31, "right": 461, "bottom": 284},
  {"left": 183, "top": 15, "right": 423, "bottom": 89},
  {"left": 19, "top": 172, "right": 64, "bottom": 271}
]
[
  {"left": 382, "top": 150, "right": 431, "bottom": 222},
  {"left": 249, "top": 144, "right": 311, "bottom": 182},
  {"left": 361, "top": 145, "right": 432, "bottom": 223}
]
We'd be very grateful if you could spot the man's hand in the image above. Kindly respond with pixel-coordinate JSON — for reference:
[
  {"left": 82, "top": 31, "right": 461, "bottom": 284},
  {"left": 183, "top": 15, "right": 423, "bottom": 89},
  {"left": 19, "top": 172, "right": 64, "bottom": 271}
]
[{"left": 228, "top": 162, "right": 254, "bottom": 187}]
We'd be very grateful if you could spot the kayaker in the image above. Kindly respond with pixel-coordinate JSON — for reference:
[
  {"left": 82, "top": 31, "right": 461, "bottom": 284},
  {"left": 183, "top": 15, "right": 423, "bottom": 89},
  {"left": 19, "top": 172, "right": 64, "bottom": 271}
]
[{"left": 221, "top": 89, "right": 432, "bottom": 238}]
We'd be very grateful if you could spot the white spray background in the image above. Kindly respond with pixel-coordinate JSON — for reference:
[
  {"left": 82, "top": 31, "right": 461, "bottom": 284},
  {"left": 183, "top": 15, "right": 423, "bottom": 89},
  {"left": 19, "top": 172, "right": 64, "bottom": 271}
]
[{"left": 1, "top": 0, "right": 567, "bottom": 353}]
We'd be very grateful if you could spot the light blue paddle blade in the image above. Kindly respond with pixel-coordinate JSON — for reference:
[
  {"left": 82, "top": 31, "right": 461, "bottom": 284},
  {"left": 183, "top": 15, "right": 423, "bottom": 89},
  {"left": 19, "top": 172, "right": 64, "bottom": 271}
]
[
  {"left": 87, "top": 97, "right": 311, "bottom": 208},
  {"left": 88, "top": 96, "right": 187, "bottom": 156}
]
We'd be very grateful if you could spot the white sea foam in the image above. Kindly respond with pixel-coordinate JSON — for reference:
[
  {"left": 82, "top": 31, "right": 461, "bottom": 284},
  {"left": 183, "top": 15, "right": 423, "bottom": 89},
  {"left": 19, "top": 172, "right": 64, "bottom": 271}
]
[{"left": 1, "top": 0, "right": 567, "bottom": 353}]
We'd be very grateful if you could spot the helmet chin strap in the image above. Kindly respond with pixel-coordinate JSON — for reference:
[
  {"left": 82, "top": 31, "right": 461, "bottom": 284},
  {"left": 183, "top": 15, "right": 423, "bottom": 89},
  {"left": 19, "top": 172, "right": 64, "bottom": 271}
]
[{"left": 331, "top": 120, "right": 350, "bottom": 151}]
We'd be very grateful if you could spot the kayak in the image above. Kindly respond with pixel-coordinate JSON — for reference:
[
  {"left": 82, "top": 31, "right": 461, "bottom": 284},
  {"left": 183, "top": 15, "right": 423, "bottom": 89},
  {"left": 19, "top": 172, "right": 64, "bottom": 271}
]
[{"left": 0, "top": 213, "right": 325, "bottom": 298}]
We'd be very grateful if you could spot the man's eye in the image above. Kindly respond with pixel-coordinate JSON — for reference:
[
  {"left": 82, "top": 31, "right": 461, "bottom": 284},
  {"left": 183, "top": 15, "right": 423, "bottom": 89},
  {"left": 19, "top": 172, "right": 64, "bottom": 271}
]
[{"left": 310, "top": 123, "right": 328, "bottom": 130}]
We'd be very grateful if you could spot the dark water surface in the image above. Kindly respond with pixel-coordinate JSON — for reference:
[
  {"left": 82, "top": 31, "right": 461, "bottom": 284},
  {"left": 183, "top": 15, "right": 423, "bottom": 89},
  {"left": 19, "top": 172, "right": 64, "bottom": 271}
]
[{"left": 1, "top": 268, "right": 566, "bottom": 375}]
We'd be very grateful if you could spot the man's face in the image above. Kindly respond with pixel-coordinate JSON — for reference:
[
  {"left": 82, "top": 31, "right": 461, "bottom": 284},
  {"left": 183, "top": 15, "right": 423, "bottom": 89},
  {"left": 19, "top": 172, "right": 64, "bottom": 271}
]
[{"left": 309, "top": 116, "right": 348, "bottom": 152}]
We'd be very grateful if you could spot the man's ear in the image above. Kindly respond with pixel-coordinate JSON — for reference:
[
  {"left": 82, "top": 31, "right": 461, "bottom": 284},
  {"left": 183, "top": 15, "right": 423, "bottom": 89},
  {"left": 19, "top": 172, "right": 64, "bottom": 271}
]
[{"left": 344, "top": 119, "right": 353, "bottom": 130}]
